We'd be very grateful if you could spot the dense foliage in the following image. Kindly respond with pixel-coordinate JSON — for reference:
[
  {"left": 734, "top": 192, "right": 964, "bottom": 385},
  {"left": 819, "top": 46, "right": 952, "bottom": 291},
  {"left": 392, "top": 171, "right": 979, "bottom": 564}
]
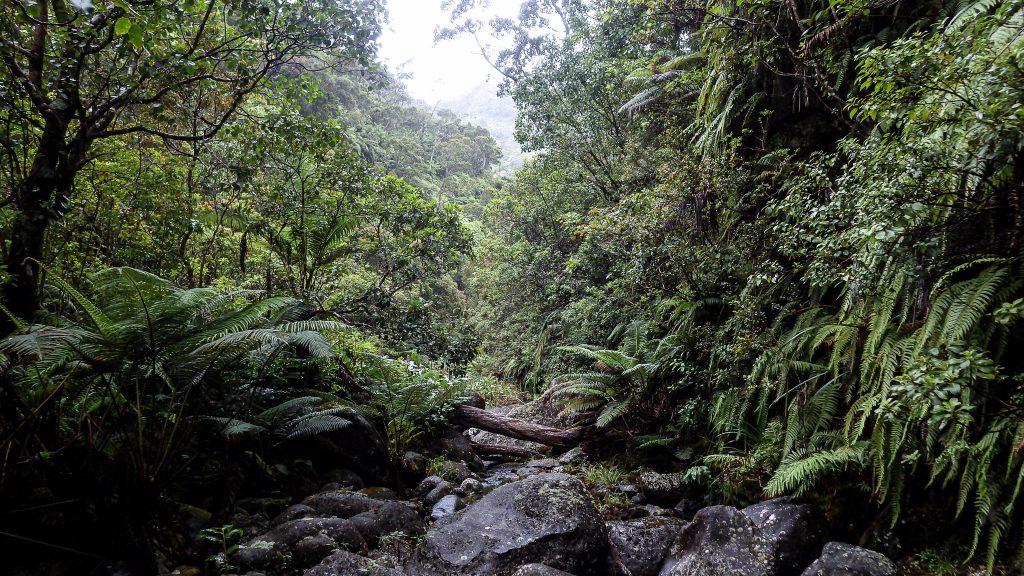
[
  {"left": 455, "top": 0, "right": 1024, "bottom": 570},
  {"left": 3, "top": 0, "right": 1024, "bottom": 573},
  {"left": 0, "top": 1, "right": 505, "bottom": 573}
]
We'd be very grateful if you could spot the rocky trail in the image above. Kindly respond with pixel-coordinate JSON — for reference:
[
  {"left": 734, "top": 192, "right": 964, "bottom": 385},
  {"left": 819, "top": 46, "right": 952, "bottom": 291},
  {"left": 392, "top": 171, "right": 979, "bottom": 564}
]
[{"left": 212, "top": 391, "right": 900, "bottom": 576}]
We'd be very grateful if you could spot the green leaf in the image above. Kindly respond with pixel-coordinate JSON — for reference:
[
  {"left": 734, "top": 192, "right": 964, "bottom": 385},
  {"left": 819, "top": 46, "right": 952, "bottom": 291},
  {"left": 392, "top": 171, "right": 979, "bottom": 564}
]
[
  {"left": 115, "top": 17, "right": 132, "bottom": 36},
  {"left": 128, "top": 24, "right": 144, "bottom": 49}
]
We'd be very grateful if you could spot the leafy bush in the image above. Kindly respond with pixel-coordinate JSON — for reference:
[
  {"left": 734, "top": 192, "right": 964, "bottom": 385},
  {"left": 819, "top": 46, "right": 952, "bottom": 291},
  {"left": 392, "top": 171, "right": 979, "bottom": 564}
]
[{"left": 0, "top": 267, "right": 341, "bottom": 571}]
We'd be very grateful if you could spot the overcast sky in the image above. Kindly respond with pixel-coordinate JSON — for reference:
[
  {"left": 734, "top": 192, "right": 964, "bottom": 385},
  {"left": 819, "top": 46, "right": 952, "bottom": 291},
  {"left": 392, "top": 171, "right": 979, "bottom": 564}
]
[{"left": 378, "top": 0, "right": 516, "bottom": 103}]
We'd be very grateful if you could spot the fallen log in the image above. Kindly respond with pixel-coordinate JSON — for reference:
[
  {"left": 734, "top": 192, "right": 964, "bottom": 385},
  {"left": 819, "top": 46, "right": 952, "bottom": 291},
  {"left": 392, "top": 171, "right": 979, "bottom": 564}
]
[
  {"left": 453, "top": 404, "right": 587, "bottom": 450},
  {"left": 469, "top": 440, "right": 548, "bottom": 460}
]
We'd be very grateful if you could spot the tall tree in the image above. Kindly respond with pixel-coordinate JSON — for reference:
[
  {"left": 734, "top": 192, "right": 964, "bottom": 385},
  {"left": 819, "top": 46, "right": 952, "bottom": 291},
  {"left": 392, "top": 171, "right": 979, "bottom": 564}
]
[{"left": 0, "top": 0, "right": 382, "bottom": 331}]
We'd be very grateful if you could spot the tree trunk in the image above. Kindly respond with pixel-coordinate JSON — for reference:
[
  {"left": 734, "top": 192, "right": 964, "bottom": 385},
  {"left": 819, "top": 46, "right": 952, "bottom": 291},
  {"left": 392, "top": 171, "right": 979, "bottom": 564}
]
[
  {"left": 1, "top": 110, "right": 77, "bottom": 334},
  {"left": 452, "top": 404, "right": 588, "bottom": 450},
  {"left": 469, "top": 440, "right": 548, "bottom": 460}
]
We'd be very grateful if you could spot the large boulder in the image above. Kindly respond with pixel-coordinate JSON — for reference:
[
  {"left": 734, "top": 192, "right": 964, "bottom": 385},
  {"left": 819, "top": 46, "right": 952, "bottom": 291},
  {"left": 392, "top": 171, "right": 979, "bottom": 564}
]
[
  {"left": 800, "top": 542, "right": 896, "bottom": 576},
  {"left": 743, "top": 498, "right": 823, "bottom": 575},
  {"left": 423, "top": 473, "right": 607, "bottom": 575},
  {"left": 659, "top": 505, "right": 775, "bottom": 576},
  {"left": 607, "top": 517, "right": 687, "bottom": 576},
  {"left": 292, "top": 533, "right": 343, "bottom": 569}
]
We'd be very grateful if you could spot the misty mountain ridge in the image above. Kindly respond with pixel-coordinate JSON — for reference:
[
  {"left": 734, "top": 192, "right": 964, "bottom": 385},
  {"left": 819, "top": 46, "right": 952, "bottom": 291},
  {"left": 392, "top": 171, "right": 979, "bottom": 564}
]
[{"left": 421, "top": 83, "right": 527, "bottom": 173}]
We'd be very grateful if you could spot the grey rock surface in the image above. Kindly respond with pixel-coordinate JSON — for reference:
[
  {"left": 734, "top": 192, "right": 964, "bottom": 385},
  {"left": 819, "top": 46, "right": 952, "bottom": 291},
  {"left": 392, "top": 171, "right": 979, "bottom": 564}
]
[
  {"left": 607, "top": 516, "right": 687, "bottom": 576},
  {"left": 799, "top": 542, "right": 896, "bottom": 576},
  {"left": 637, "top": 471, "right": 687, "bottom": 507},
  {"left": 262, "top": 517, "right": 365, "bottom": 551},
  {"left": 431, "top": 494, "right": 466, "bottom": 521},
  {"left": 423, "top": 472, "right": 607, "bottom": 576},
  {"left": 743, "top": 498, "right": 823, "bottom": 575},
  {"left": 302, "top": 490, "right": 384, "bottom": 518},
  {"left": 304, "top": 550, "right": 405, "bottom": 576},
  {"left": 347, "top": 500, "right": 424, "bottom": 547},
  {"left": 425, "top": 480, "right": 455, "bottom": 507},
  {"left": 658, "top": 505, "right": 775, "bottom": 576}
]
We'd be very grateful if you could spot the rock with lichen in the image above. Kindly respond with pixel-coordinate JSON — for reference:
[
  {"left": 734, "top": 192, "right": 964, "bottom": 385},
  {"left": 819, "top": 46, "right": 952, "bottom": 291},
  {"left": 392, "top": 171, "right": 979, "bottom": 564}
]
[
  {"left": 799, "top": 542, "right": 896, "bottom": 576},
  {"left": 422, "top": 472, "right": 607, "bottom": 575},
  {"left": 658, "top": 505, "right": 776, "bottom": 576}
]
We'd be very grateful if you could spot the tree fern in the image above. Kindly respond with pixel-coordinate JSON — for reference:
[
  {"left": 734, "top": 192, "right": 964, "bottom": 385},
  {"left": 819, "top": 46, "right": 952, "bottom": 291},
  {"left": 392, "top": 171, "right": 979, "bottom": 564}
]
[
  {"left": 764, "top": 443, "right": 866, "bottom": 497},
  {"left": 284, "top": 408, "right": 354, "bottom": 439}
]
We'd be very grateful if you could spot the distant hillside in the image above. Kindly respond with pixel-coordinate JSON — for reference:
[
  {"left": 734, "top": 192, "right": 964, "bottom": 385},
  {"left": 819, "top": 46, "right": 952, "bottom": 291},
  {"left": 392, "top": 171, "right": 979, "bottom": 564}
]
[{"left": 435, "top": 84, "right": 527, "bottom": 174}]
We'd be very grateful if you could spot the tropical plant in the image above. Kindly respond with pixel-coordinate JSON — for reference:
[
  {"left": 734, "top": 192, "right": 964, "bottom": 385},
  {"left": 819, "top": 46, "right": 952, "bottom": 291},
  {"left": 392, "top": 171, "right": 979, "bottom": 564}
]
[
  {"left": 0, "top": 266, "right": 341, "bottom": 573},
  {"left": 352, "top": 352, "right": 469, "bottom": 458},
  {"left": 555, "top": 321, "right": 680, "bottom": 429}
]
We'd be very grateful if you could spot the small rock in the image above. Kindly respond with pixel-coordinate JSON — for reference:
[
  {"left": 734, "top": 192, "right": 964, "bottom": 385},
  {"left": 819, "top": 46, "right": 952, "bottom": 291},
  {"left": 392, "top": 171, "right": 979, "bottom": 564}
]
[
  {"left": 460, "top": 478, "right": 483, "bottom": 495},
  {"left": 292, "top": 533, "right": 341, "bottom": 569},
  {"left": 672, "top": 499, "right": 701, "bottom": 521},
  {"left": 272, "top": 504, "right": 317, "bottom": 526},
  {"left": 170, "top": 567, "right": 202, "bottom": 576},
  {"left": 302, "top": 490, "right": 383, "bottom": 518},
  {"left": 615, "top": 483, "right": 640, "bottom": 496},
  {"left": 513, "top": 564, "right": 578, "bottom": 576},
  {"left": 303, "top": 550, "right": 368, "bottom": 575},
  {"left": 558, "top": 447, "right": 588, "bottom": 465},
  {"left": 403, "top": 451, "right": 428, "bottom": 476},
  {"left": 231, "top": 539, "right": 282, "bottom": 572},
  {"left": 463, "top": 392, "right": 486, "bottom": 409},
  {"left": 416, "top": 475, "right": 446, "bottom": 498},
  {"left": 607, "top": 516, "right": 687, "bottom": 576},
  {"left": 263, "top": 517, "right": 366, "bottom": 551},
  {"left": 643, "top": 504, "right": 672, "bottom": 517},
  {"left": 525, "top": 458, "right": 562, "bottom": 470},
  {"left": 348, "top": 501, "right": 424, "bottom": 547},
  {"left": 430, "top": 494, "right": 465, "bottom": 521},
  {"left": 638, "top": 471, "right": 686, "bottom": 506},
  {"left": 179, "top": 504, "right": 212, "bottom": 536},
  {"left": 434, "top": 460, "right": 473, "bottom": 484},
  {"left": 800, "top": 542, "right": 896, "bottom": 576},
  {"left": 359, "top": 486, "right": 400, "bottom": 501},
  {"left": 238, "top": 497, "right": 290, "bottom": 518},
  {"left": 429, "top": 427, "right": 485, "bottom": 471},
  {"left": 425, "top": 480, "right": 454, "bottom": 507}
]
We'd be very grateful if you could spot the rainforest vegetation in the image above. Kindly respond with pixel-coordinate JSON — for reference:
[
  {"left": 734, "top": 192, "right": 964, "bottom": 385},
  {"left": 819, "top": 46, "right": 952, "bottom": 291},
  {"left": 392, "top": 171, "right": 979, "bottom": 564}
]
[{"left": 1, "top": 0, "right": 1024, "bottom": 574}]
